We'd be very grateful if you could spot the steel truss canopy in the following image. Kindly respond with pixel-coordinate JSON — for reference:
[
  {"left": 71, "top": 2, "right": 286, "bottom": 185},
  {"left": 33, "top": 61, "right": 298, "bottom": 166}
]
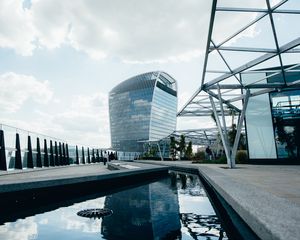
[
  {"left": 178, "top": 0, "right": 300, "bottom": 117},
  {"left": 144, "top": 128, "right": 219, "bottom": 146},
  {"left": 171, "top": 128, "right": 219, "bottom": 146}
]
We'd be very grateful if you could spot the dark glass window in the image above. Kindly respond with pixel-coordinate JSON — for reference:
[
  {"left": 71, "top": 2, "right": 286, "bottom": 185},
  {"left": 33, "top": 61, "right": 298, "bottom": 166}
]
[{"left": 270, "top": 89, "right": 300, "bottom": 160}]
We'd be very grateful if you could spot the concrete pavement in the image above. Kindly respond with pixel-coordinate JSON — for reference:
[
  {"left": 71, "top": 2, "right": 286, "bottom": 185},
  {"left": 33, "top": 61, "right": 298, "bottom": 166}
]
[{"left": 0, "top": 162, "right": 168, "bottom": 193}]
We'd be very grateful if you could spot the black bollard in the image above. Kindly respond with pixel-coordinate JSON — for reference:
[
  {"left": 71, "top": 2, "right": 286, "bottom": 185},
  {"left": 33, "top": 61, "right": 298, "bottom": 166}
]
[
  {"left": 82, "top": 146, "right": 85, "bottom": 164},
  {"left": 54, "top": 141, "right": 59, "bottom": 166},
  {"left": 58, "top": 142, "right": 62, "bottom": 166},
  {"left": 0, "top": 130, "right": 7, "bottom": 171},
  {"left": 62, "top": 143, "right": 67, "bottom": 165},
  {"left": 15, "top": 133, "right": 22, "bottom": 169},
  {"left": 66, "top": 144, "right": 70, "bottom": 165},
  {"left": 100, "top": 150, "right": 103, "bottom": 163},
  {"left": 96, "top": 149, "right": 100, "bottom": 163},
  {"left": 76, "top": 145, "right": 79, "bottom": 164},
  {"left": 92, "top": 149, "right": 95, "bottom": 163},
  {"left": 87, "top": 147, "right": 91, "bottom": 164},
  {"left": 50, "top": 140, "right": 55, "bottom": 166},
  {"left": 27, "top": 135, "right": 33, "bottom": 168},
  {"left": 44, "top": 139, "right": 49, "bottom": 167},
  {"left": 36, "top": 137, "right": 42, "bottom": 167}
]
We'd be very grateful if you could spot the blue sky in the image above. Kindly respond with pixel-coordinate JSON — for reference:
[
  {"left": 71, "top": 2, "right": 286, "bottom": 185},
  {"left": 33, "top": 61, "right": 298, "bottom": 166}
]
[{"left": 0, "top": 0, "right": 297, "bottom": 147}]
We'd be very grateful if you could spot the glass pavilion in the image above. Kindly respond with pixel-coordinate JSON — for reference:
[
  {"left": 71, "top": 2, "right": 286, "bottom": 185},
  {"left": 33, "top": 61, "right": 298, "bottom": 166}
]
[{"left": 178, "top": 0, "right": 300, "bottom": 167}]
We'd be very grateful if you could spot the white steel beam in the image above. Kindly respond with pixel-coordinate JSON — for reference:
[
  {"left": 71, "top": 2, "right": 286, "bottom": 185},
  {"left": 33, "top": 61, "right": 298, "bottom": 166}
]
[
  {"left": 230, "top": 90, "right": 250, "bottom": 168},
  {"left": 210, "top": 96, "right": 232, "bottom": 168}
]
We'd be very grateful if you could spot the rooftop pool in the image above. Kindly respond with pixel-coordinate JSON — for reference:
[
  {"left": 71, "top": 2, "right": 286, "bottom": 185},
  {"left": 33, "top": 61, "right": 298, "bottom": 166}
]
[{"left": 0, "top": 171, "right": 228, "bottom": 239}]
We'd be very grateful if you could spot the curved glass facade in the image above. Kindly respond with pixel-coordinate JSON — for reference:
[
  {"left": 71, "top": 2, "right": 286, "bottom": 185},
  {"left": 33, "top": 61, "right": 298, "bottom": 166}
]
[{"left": 109, "top": 72, "right": 177, "bottom": 152}]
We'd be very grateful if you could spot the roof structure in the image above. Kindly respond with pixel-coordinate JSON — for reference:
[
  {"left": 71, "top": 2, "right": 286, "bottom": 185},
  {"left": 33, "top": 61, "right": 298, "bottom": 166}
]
[
  {"left": 177, "top": 0, "right": 300, "bottom": 168},
  {"left": 142, "top": 128, "right": 219, "bottom": 146},
  {"left": 178, "top": 0, "right": 300, "bottom": 117},
  {"left": 171, "top": 128, "right": 219, "bottom": 146}
]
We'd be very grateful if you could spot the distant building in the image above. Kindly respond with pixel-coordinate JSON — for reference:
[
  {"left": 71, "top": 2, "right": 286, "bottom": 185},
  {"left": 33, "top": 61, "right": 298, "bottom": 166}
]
[{"left": 109, "top": 72, "right": 177, "bottom": 155}]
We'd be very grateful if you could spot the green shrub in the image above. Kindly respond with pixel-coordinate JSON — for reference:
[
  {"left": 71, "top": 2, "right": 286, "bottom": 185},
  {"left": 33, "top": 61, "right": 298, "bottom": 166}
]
[
  {"left": 192, "top": 153, "right": 227, "bottom": 164},
  {"left": 194, "top": 151, "right": 205, "bottom": 160},
  {"left": 236, "top": 150, "right": 248, "bottom": 164},
  {"left": 216, "top": 155, "right": 227, "bottom": 164}
]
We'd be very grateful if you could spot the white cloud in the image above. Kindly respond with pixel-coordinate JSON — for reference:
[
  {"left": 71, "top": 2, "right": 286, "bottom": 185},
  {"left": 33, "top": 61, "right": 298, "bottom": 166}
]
[
  {"left": 0, "top": 0, "right": 36, "bottom": 56},
  {"left": 0, "top": 91, "right": 110, "bottom": 148},
  {"left": 38, "top": 218, "right": 48, "bottom": 225},
  {"left": 50, "top": 93, "right": 110, "bottom": 147},
  {"left": 1, "top": 0, "right": 210, "bottom": 62},
  {"left": 0, "top": 217, "right": 38, "bottom": 240},
  {"left": 58, "top": 197, "right": 105, "bottom": 233},
  {"left": 30, "top": 0, "right": 211, "bottom": 62},
  {"left": 177, "top": 116, "right": 216, "bottom": 131},
  {"left": 178, "top": 91, "right": 193, "bottom": 110},
  {"left": 0, "top": 0, "right": 269, "bottom": 62},
  {"left": 0, "top": 72, "right": 53, "bottom": 113}
]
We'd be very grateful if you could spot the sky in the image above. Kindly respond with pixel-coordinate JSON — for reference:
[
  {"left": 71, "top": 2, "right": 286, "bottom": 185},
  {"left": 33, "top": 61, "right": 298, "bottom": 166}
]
[
  {"left": 0, "top": 0, "right": 295, "bottom": 148},
  {"left": 0, "top": 0, "right": 212, "bottom": 147}
]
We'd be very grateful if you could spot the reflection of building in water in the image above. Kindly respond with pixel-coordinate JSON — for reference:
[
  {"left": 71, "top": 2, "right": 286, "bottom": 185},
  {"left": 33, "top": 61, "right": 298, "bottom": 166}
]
[
  {"left": 180, "top": 213, "right": 227, "bottom": 239},
  {"left": 170, "top": 172, "right": 207, "bottom": 197},
  {"left": 101, "top": 179, "right": 181, "bottom": 239}
]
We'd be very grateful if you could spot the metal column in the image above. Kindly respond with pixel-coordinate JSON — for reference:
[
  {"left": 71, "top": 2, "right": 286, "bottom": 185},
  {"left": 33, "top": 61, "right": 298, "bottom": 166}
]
[
  {"left": 209, "top": 96, "right": 232, "bottom": 168},
  {"left": 231, "top": 90, "right": 250, "bottom": 168}
]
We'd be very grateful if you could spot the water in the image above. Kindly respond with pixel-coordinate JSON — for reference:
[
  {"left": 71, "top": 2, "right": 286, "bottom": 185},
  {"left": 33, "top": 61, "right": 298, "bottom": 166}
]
[{"left": 0, "top": 172, "right": 228, "bottom": 240}]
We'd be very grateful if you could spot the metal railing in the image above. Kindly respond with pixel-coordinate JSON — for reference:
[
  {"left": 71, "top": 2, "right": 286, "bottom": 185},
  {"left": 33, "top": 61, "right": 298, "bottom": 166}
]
[
  {"left": 0, "top": 124, "right": 111, "bottom": 171},
  {"left": 273, "top": 100, "right": 300, "bottom": 119}
]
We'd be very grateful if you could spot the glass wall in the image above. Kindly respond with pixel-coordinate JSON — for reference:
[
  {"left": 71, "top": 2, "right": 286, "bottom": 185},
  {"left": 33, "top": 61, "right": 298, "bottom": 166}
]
[
  {"left": 242, "top": 67, "right": 300, "bottom": 161},
  {"left": 149, "top": 86, "right": 177, "bottom": 141},
  {"left": 109, "top": 71, "right": 177, "bottom": 153},
  {"left": 270, "top": 90, "right": 300, "bottom": 161},
  {"left": 265, "top": 67, "right": 300, "bottom": 161},
  {"left": 242, "top": 72, "right": 277, "bottom": 159},
  {"left": 2, "top": 125, "right": 17, "bottom": 169}
]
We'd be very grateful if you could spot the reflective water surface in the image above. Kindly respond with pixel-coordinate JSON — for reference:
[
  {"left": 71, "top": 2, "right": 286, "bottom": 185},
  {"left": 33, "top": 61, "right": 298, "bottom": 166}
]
[{"left": 0, "top": 172, "right": 228, "bottom": 240}]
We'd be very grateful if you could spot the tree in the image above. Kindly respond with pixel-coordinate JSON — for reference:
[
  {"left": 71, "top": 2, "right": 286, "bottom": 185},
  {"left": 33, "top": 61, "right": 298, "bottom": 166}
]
[
  {"left": 149, "top": 145, "right": 158, "bottom": 157},
  {"left": 178, "top": 135, "right": 186, "bottom": 159},
  {"left": 170, "top": 136, "right": 177, "bottom": 160},
  {"left": 275, "top": 116, "right": 296, "bottom": 158},
  {"left": 185, "top": 141, "right": 193, "bottom": 159},
  {"left": 228, "top": 123, "right": 237, "bottom": 147}
]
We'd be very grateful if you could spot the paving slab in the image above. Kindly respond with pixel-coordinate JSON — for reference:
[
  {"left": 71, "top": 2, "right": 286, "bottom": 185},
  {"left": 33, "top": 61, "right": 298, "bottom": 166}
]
[
  {"left": 136, "top": 160, "right": 300, "bottom": 240},
  {"left": 0, "top": 161, "right": 168, "bottom": 193}
]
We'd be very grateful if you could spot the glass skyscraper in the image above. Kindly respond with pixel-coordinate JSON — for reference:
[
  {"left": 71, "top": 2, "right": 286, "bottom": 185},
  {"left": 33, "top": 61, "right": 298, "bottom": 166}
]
[{"left": 109, "top": 71, "right": 177, "bottom": 153}]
